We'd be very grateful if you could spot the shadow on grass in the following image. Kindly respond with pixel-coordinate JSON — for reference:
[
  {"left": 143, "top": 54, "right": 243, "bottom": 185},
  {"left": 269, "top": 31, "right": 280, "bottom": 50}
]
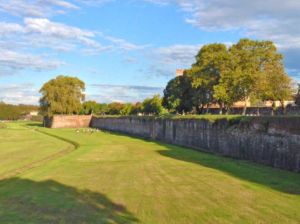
[
  {"left": 103, "top": 130, "right": 300, "bottom": 195},
  {"left": 0, "top": 178, "right": 139, "bottom": 224},
  {"left": 157, "top": 144, "right": 300, "bottom": 195},
  {"left": 24, "top": 122, "right": 43, "bottom": 128}
]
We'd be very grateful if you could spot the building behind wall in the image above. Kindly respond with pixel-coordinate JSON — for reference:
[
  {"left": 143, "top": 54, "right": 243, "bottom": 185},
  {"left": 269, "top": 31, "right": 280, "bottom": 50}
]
[{"left": 176, "top": 69, "right": 185, "bottom": 77}]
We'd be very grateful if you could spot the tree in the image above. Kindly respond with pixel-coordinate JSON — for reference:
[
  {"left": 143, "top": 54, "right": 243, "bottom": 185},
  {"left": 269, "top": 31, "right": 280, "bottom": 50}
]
[
  {"left": 97, "top": 103, "right": 109, "bottom": 115},
  {"left": 0, "top": 102, "right": 39, "bottom": 120},
  {"left": 142, "top": 95, "right": 164, "bottom": 115},
  {"left": 39, "top": 76, "right": 85, "bottom": 116},
  {"left": 187, "top": 43, "right": 230, "bottom": 113},
  {"left": 214, "top": 39, "right": 289, "bottom": 114},
  {"left": 259, "top": 63, "right": 294, "bottom": 113},
  {"left": 107, "top": 102, "right": 125, "bottom": 115},
  {"left": 120, "top": 103, "right": 133, "bottom": 115},
  {"left": 162, "top": 75, "right": 193, "bottom": 113},
  {"left": 214, "top": 69, "right": 242, "bottom": 112},
  {"left": 81, "top": 101, "right": 100, "bottom": 115},
  {"left": 295, "top": 84, "right": 300, "bottom": 106},
  {"left": 130, "top": 102, "right": 142, "bottom": 115}
]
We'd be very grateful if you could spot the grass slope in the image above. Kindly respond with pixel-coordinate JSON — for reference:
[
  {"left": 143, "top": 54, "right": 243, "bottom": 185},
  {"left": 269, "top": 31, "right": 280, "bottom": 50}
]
[
  {"left": 0, "top": 122, "right": 299, "bottom": 223},
  {"left": 0, "top": 122, "right": 72, "bottom": 178}
]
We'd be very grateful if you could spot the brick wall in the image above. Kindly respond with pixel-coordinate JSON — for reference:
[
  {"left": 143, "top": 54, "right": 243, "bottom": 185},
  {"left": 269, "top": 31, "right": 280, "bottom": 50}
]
[{"left": 44, "top": 115, "right": 92, "bottom": 128}]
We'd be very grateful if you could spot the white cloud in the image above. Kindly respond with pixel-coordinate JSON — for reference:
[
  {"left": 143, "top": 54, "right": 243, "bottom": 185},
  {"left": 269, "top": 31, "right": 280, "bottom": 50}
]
[
  {"left": 89, "top": 84, "right": 164, "bottom": 103},
  {"left": 0, "top": 83, "right": 39, "bottom": 105},
  {"left": 24, "top": 18, "right": 94, "bottom": 39},
  {"left": 0, "top": 17, "right": 145, "bottom": 74},
  {"left": 0, "top": 49, "right": 64, "bottom": 75},
  {"left": 140, "top": 44, "right": 201, "bottom": 78},
  {"left": 155, "top": 44, "right": 200, "bottom": 65},
  {"left": 0, "top": 0, "right": 79, "bottom": 17},
  {"left": 145, "top": 0, "right": 300, "bottom": 78},
  {"left": 104, "top": 36, "right": 147, "bottom": 51},
  {"left": 146, "top": 0, "right": 300, "bottom": 47}
]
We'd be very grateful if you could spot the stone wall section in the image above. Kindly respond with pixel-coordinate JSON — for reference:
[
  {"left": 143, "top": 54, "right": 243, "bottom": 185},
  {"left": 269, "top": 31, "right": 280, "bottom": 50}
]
[
  {"left": 44, "top": 115, "right": 92, "bottom": 128},
  {"left": 91, "top": 117, "right": 300, "bottom": 172}
]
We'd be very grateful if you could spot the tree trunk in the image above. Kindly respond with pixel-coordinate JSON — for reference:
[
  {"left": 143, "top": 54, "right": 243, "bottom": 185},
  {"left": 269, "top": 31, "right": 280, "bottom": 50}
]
[
  {"left": 271, "top": 101, "right": 275, "bottom": 116},
  {"left": 242, "top": 98, "right": 247, "bottom": 115},
  {"left": 226, "top": 106, "right": 231, "bottom": 115},
  {"left": 219, "top": 102, "right": 223, "bottom": 115},
  {"left": 281, "top": 101, "right": 286, "bottom": 115},
  {"left": 206, "top": 103, "right": 210, "bottom": 114}
]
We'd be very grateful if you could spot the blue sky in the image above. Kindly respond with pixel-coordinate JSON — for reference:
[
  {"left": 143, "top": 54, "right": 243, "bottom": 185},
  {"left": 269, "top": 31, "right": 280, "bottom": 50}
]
[{"left": 0, "top": 0, "right": 299, "bottom": 104}]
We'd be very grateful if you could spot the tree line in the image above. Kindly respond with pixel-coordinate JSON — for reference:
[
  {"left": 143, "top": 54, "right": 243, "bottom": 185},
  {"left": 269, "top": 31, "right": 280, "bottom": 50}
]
[
  {"left": 80, "top": 95, "right": 166, "bottom": 116},
  {"left": 39, "top": 75, "right": 165, "bottom": 116},
  {"left": 39, "top": 39, "right": 299, "bottom": 117},
  {"left": 0, "top": 102, "right": 39, "bottom": 120},
  {"left": 163, "top": 39, "right": 296, "bottom": 114}
]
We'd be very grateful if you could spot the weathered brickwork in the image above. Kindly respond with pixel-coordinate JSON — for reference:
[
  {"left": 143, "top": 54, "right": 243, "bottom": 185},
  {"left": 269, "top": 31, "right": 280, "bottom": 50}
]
[
  {"left": 91, "top": 117, "right": 300, "bottom": 172},
  {"left": 44, "top": 115, "right": 92, "bottom": 128}
]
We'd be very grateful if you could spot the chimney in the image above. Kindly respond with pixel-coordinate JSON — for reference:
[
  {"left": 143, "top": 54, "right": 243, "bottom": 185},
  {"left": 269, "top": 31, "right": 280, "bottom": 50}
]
[{"left": 176, "top": 69, "right": 184, "bottom": 77}]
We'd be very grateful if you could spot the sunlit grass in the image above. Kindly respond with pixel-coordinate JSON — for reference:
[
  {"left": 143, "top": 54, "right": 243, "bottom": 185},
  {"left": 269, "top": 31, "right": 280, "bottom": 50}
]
[{"left": 0, "top": 122, "right": 299, "bottom": 223}]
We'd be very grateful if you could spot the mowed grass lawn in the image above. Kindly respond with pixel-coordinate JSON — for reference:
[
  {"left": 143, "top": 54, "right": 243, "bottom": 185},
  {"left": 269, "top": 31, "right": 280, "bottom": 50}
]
[{"left": 0, "top": 122, "right": 300, "bottom": 223}]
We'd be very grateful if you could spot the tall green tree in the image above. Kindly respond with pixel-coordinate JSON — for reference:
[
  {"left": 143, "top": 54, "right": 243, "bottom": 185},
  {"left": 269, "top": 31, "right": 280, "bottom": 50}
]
[
  {"left": 107, "top": 102, "right": 125, "bottom": 115},
  {"left": 120, "top": 103, "right": 133, "bottom": 115},
  {"left": 295, "top": 84, "right": 300, "bottom": 106},
  {"left": 142, "top": 95, "right": 164, "bottom": 115},
  {"left": 81, "top": 101, "right": 100, "bottom": 115},
  {"left": 130, "top": 102, "right": 142, "bottom": 115},
  {"left": 162, "top": 75, "right": 193, "bottom": 113},
  {"left": 214, "top": 39, "right": 289, "bottom": 114},
  {"left": 187, "top": 43, "right": 230, "bottom": 113},
  {"left": 259, "top": 63, "right": 294, "bottom": 112},
  {"left": 39, "top": 76, "right": 85, "bottom": 116}
]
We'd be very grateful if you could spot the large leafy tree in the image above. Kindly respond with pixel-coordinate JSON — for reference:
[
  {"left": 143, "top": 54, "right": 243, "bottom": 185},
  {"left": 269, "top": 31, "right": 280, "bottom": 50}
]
[
  {"left": 187, "top": 43, "right": 230, "bottom": 112},
  {"left": 81, "top": 101, "right": 100, "bottom": 115},
  {"left": 142, "top": 95, "right": 164, "bottom": 115},
  {"left": 39, "top": 76, "right": 85, "bottom": 116},
  {"left": 107, "top": 102, "right": 125, "bottom": 115},
  {"left": 162, "top": 75, "right": 193, "bottom": 113},
  {"left": 259, "top": 63, "right": 294, "bottom": 112},
  {"left": 120, "top": 103, "right": 133, "bottom": 115},
  {"left": 214, "top": 39, "right": 291, "bottom": 114},
  {"left": 295, "top": 84, "right": 300, "bottom": 106},
  {"left": 0, "top": 102, "right": 39, "bottom": 120}
]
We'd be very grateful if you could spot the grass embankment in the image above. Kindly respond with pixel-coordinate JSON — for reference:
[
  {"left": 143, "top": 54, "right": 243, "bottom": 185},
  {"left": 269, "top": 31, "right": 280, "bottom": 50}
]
[
  {"left": 0, "top": 122, "right": 72, "bottom": 179},
  {"left": 0, "top": 122, "right": 7, "bottom": 129},
  {"left": 0, "top": 122, "right": 299, "bottom": 223}
]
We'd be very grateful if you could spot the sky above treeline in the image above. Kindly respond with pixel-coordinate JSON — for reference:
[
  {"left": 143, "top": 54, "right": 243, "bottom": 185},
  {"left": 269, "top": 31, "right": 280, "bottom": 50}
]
[{"left": 0, "top": 0, "right": 299, "bottom": 105}]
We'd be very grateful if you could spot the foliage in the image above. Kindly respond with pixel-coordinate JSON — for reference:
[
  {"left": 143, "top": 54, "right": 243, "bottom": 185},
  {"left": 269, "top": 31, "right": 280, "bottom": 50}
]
[
  {"left": 188, "top": 43, "right": 230, "bottom": 111},
  {"left": 142, "top": 94, "right": 165, "bottom": 115},
  {"left": 162, "top": 75, "right": 194, "bottom": 113},
  {"left": 107, "top": 102, "right": 125, "bottom": 115},
  {"left": 0, "top": 102, "right": 39, "bottom": 120},
  {"left": 295, "top": 84, "right": 300, "bottom": 106},
  {"left": 80, "top": 101, "right": 143, "bottom": 116},
  {"left": 162, "top": 39, "right": 295, "bottom": 115},
  {"left": 130, "top": 102, "right": 142, "bottom": 115},
  {"left": 120, "top": 103, "right": 133, "bottom": 115},
  {"left": 39, "top": 76, "right": 85, "bottom": 116},
  {"left": 81, "top": 101, "right": 101, "bottom": 115}
]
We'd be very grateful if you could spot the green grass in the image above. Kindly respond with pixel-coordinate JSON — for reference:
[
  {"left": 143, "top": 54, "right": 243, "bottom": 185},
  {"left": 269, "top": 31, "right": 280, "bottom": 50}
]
[
  {"left": 0, "top": 122, "right": 299, "bottom": 223},
  {"left": 0, "top": 122, "right": 7, "bottom": 129}
]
